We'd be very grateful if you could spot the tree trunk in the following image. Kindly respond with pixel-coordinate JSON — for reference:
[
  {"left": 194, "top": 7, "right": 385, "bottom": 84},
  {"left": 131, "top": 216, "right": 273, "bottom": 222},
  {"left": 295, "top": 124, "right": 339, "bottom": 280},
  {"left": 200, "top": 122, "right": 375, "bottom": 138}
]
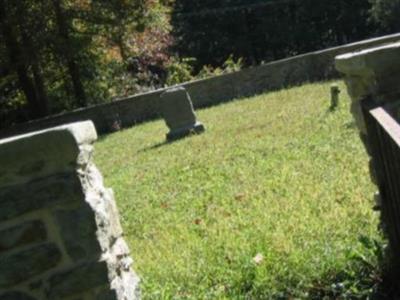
[
  {"left": 16, "top": 1, "right": 50, "bottom": 116},
  {"left": 51, "top": 0, "right": 87, "bottom": 107},
  {"left": 116, "top": 31, "right": 128, "bottom": 62},
  {"left": 243, "top": 10, "right": 258, "bottom": 65},
  {"left": 0, "top": 1, "right": 45, "bottom": 119},
  {"left": 31, "top": 60, "right": 50, "bottom": 115}
]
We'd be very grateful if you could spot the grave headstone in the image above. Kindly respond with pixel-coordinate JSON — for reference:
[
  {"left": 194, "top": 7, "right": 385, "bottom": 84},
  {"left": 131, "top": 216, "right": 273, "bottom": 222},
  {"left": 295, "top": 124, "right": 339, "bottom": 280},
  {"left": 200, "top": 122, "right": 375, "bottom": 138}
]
[
  {"left": 330, "top": 84, "right": 340, "bottom": 110},
  {"left": 159, "top": 86, "right": 205, "bottom": 141}
]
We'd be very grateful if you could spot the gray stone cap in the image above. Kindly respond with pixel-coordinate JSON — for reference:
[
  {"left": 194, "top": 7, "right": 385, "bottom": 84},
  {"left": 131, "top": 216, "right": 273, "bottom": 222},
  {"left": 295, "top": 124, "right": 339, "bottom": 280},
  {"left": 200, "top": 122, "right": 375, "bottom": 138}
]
[
  {"left": 335, "top": 41, "right": 400, "bottom": 76},
  {"left": 0, "top": 121, "right": 97, "bottom": 187},
  {"left": 0, "top": 121, "right": 97, "bottom": 146},
  {"left": 160, "top": 85, "right": 186, "bottom": 97}
]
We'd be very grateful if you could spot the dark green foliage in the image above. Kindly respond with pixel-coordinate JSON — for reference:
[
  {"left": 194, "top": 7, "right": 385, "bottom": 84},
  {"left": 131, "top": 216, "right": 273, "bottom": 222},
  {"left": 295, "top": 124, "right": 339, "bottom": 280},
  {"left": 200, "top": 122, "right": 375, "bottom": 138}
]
[
  {"left": 0, "top": 0, "right": 149, "bottom": 128},
  {"left": 0, "top": 0, "right": 106, "bottom": 127},
  {"left": 90, "top": 0, "right": 149, "bottom": 60},
  {"left": 171, "top": 0, "right": 375, "bottom": 69},
  {"left": 369, "top": 0, "right": 400, "bottom": 32}
]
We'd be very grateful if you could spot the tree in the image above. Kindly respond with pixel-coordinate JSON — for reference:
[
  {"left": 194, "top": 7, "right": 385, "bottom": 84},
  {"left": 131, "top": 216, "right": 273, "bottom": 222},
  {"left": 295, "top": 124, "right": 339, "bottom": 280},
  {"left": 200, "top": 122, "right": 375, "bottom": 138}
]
[
  {"left": 90, "top": 0, "right": 150, "bottom": 61},
  {"left": 0, "top": 0, "right": 113, "bottom": 125},
  {"left": 0, "top": 0, "right": 49, "bottom": 118},
  {"left": 171, "top": 0, "right": 373, "bottom": 69},
  {"left": 51, "top": 0, "right": 88, "bottom": 107},
  {"left": 0, "top": 0, "right": 159, "bottom": 128}
]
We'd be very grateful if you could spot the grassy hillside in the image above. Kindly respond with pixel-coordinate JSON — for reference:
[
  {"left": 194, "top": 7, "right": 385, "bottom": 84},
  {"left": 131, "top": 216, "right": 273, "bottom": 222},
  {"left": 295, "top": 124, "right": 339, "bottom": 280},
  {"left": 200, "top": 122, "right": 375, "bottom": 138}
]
[{"left": 95, "top": 81, "right": 381, "bottom": 299}]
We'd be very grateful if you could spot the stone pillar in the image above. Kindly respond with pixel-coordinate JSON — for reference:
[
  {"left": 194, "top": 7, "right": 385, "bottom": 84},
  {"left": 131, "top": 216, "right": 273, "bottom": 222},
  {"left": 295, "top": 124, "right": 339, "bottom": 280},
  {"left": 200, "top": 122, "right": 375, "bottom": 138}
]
[
  {"left": 335, "top": 42, "right": 400, "bottom": 135},
  {"left": 0, "top": 121, "right": 140, "bottom": 300},
  {"left": 159, "top": 86, "right": 205, "bottom": 141},
  {"left": 335, "top": 42, "right": 400, "bottom": 281},
  {"left": 336, "top": 43, "right": 400, "bottom": 184}
]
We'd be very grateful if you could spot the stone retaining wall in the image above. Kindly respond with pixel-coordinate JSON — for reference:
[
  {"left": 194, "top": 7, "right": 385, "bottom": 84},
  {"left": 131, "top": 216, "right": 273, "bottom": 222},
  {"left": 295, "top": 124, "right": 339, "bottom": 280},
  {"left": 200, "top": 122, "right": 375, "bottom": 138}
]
[
  {"left": 0, "top": 121, "right": 140, "bottom": 300},
  {"left": 2, "top": 33, "right": 400, "bottom": 139}
]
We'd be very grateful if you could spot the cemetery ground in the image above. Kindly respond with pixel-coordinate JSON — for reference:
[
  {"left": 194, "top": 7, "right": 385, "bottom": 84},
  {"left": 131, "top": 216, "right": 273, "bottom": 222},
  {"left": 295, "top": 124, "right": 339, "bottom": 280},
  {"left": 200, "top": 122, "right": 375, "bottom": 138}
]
[{"left": 96, "top": 81, "right": 385, "bottom": 299}]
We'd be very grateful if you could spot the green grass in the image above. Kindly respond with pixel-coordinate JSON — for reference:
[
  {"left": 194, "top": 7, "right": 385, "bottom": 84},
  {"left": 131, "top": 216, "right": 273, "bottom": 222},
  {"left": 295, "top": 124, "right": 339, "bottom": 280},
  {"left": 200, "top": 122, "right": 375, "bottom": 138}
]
[{"left": 95, "top": 81, "right": 382, "bottom": 299}]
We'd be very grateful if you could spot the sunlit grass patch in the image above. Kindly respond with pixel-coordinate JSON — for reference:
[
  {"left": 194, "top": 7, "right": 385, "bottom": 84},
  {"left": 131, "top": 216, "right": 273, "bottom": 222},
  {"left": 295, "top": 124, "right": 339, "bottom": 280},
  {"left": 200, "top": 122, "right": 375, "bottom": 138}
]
[{"left": 96, "top": 81, "right": 380, "bottom": 299}]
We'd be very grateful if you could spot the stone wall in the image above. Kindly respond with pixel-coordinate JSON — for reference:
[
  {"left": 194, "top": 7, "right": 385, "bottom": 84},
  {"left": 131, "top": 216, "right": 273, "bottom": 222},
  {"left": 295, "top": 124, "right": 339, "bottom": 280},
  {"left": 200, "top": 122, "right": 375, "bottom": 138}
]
[
  {"left": 2, "top": 33, "right": 400, "bottom": 139},
  {"left": 0, "top": 121, "right": 140, "bottom": 300}
]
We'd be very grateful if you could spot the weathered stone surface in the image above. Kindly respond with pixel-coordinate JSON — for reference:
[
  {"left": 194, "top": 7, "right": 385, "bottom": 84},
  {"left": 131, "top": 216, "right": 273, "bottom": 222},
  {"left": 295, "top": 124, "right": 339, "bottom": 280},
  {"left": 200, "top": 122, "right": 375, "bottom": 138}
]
[
  {"left": 110, "top": 263, "right": 140, "bottom": 300},
  {"left": 335, "top": 42, "right": 400, "bottom": 78},
  {"left": 335, "top": 43, "right": 400, "bottom": 206},
  {"left": 0, "top": 243, "right": 61, "bottom": 288},
  {"left": 0, "top": 121, "right": 139, "bottom": 299},
  {"left": 0, "top": 173, "right": 81, "bottom": 221},
  {"left": 0, "top": 291, "right": 37, "bottom": 300},
  {"left": 48, "top": 261, "right": 109, "bottom": 298},
  {"left": 160, "top": 86, "right": 205, "bottom": 140},
  {"left": 0, "top": 121, "right": 96, "bottom": 188},
  {"left": 54, "top": 206, "right": 101, "bottom": 261},
  {"left": 106, "top": 237, "right": 134, "bottom": 280},
  {"left": 335, "top": 42, "right": 400, "bottom": 133},
  {"left": 79, "top": 164, "right": 140, "bottom": 299},
  {"left": 0, "top": 220, "right": 46, "bottom": 253},
  {"left": 81, "top": 167, "right": 124, "bottom": 250},
  {"left": 160, "top": 86, "right": 196, "bottom": 128}
]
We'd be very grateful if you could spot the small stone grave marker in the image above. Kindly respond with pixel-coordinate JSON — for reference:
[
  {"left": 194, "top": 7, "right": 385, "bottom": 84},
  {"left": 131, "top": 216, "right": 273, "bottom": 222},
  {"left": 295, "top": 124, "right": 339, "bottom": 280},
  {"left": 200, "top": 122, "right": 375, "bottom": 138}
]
[
  {"left": 330, "top": 84, "right": 340, "bottom": 110},
  {"left": 159, "top": 86, "right": 205, "bottom": 141}
]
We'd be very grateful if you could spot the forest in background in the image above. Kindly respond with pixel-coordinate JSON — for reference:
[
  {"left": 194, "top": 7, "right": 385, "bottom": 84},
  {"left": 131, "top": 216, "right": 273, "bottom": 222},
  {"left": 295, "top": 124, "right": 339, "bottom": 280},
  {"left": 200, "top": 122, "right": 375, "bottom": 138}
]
[{"left": 0, "top": 0, "right": 399, "bottom": 129}]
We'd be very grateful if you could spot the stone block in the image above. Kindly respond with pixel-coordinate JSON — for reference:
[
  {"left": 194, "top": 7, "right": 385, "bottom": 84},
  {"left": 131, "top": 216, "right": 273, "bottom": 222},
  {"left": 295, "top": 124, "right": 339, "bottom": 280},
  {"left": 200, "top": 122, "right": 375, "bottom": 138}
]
[
  {"left": 0, "top": 121, "right": 139, "bottom": 299},
  {"left": 109, "top": 263, "right": 140, "bottom": 300},
  {"left": 335, "top": 42, "right": 400, "bottom": 133},
  {"left": 54, "top": 206, "right": 101, "bottom": 261},
  {"left": 106, "top": 238, "right": 132, "bottom": 281},
  {"left": 76, "top": 165, "right": 141, "bottom": 299},
  {"left": 335, "top": 42, "right": 400, "bottom": 78},
  {"left": 0, "top": 173, "right": 81, "bottom": 221},
  {"left": 0, "top": 220, "right": 46, "bottom": 253},
  {"left": 0, "top": 121, "right": 96, "bottom": 188},
  {"left": 160, "top": 86, "right": 205, "bottom": 141},
  {"left": 48, "top": 261, "right": 109, "bottom": 298},
  {"left": 90, "top": 187, "right": 124, "bottom": 250},
  {"left": 0, "top": 243, "right": 61, "bottom": 288}
]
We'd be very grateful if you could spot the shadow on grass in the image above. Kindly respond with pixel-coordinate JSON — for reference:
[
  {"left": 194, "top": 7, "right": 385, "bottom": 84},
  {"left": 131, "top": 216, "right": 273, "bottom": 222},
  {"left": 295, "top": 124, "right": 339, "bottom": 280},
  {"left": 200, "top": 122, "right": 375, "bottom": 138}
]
[
  {"left": 137, "top": 136, "right": 190, "bottom": 153},
  {"left": 138, "top": 140, "right": 171, "bottom": 153},
  {"left": 236, "top": 237, "right": 400, "bottom": 299},
  {"left": 137, "top": 131, "right": 204, "bottom": 153},
  {"left": 306, "top": 268, "right": 400, "bottom": 300},
  {"left": 306, "top": 237, "right": 400, "bottom": 300}
]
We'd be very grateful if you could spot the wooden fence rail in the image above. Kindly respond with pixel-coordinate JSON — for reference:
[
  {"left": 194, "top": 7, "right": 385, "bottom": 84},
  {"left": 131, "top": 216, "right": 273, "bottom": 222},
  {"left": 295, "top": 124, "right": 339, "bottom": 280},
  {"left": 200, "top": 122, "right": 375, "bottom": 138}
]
[{"left": 362, "top": 98, "right": 400, "bottom": 257}]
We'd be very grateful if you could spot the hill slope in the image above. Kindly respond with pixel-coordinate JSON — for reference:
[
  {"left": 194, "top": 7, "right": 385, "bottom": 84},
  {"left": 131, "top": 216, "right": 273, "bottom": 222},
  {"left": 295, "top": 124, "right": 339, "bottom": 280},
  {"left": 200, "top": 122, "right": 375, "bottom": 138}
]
[{"left": 96, "top": 81, "right": 380, "bottom": 299}]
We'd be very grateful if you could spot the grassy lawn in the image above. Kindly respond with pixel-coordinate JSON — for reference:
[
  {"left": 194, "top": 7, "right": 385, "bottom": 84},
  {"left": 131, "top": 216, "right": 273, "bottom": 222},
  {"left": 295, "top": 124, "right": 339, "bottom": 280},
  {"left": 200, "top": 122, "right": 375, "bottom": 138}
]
[{"left": 95, "top": 81, "right": 381, "bottom": 299}]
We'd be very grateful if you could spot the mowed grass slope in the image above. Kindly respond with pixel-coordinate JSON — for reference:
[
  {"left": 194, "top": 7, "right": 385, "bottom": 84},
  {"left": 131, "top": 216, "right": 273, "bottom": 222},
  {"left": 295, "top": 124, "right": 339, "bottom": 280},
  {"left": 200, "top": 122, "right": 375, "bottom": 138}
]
[{"left": 96, "top": 81, "right": 380, "bottom": 299}]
